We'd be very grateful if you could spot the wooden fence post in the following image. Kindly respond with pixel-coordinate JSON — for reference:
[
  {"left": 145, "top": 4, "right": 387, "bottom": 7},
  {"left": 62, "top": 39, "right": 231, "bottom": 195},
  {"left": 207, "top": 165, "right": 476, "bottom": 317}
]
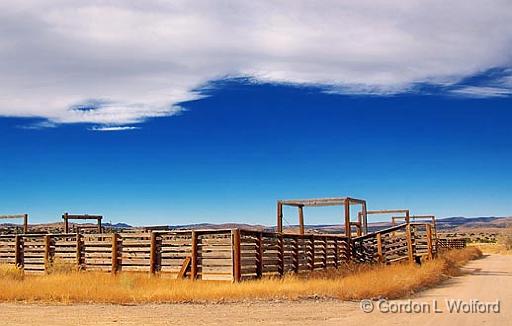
[
  {"left": 150, "top": 232, "right": 157, "bottom": 274},
  {"left": 277, "top": 233, "right": 284, "bottom": 276},
  {"left": 256, "top": 232, "right": 263, "bottom": 278},
  {"left": 190, "top": 231, "right": 198, "bottom": 280},
  {"left": 426, "top": 224, "right": 433, "bottom": 260},
  {"left": 406, "top": 225, "right": 415, "bottom": 264},
  {"left": 63, "top": 213, "right": 69, "bottom": 233},
  {"left": 23, "top": 214, "right": 29, "bottom": 234},
  {"left": 232, "top": 229, "right": 241, "bottom": 282},
  {"left": 111, "top": 233, "right": 119, "bottom": 274},
  {"left": 14, "top": 235, "right": 22, "bottom": 267},
  {"left": 44, "top": 234, "right": 52, "bottom": 273},
  {"left": 376, "top": 233, "right": 384, "bottom": 263},
  {"left": 76, "top": 233, "right": 82, "bottom": 270}
]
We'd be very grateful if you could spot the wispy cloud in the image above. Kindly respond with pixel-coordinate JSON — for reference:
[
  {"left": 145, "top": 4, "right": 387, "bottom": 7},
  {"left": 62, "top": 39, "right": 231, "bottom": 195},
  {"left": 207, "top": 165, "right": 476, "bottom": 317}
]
[
  {"left": 451, "top": 86, "right": 512, "bottom": 98},
  {"left": 450, "top": 69, "right": 512, "bottom": 97},
  {"left": 90, "top": 126, "right": 140, "bottom": 132},
  {"left": 1, "top": 1, "right": 512, "bottom": 129}
]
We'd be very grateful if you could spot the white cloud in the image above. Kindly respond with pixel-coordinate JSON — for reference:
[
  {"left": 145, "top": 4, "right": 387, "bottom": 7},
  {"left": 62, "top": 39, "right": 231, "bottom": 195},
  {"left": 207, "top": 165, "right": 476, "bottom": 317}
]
[
  {"left": 1, "top": 0, "right": 512, "bottom": 128},
  {"left": 451, "top": 86, "right": 512, "bottom": 98},
  {"left": 90, "top": 125, "right": 140, "bottom": 132}
]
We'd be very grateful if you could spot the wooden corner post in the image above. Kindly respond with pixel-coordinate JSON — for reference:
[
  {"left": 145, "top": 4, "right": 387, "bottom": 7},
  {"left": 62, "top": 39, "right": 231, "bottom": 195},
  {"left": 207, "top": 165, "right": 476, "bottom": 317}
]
[{"left": 232, "top": 229, "right": 241, "bottom": 282}]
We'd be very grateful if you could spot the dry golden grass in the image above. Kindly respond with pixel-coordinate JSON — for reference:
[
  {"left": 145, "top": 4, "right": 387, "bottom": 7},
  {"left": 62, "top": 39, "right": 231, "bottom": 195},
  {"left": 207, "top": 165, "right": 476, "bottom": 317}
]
[{"left": 0, "top": 247, "right": 481, "bottom": 304}]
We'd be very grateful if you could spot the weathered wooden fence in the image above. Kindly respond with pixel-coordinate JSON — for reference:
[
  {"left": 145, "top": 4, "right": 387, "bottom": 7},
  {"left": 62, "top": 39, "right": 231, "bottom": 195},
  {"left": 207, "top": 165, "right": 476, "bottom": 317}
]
[
  {"left": 0, "top": 224, "right": 460, "bottom": 281},
  {"left": 351, "top": 222, "right": 437, "bottom": 264},
  {"left": 237, "top": 230, "right": 350, "bottom": 281},
  {"left": 437, "top": 238, "right": 466, "bottom": 250}
]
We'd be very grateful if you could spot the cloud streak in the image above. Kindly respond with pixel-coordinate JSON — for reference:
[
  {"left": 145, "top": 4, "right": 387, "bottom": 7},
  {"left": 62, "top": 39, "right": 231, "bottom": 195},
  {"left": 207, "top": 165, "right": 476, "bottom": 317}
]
[{"left": 1, "top": 1, "right": 512, "bottom": 128}]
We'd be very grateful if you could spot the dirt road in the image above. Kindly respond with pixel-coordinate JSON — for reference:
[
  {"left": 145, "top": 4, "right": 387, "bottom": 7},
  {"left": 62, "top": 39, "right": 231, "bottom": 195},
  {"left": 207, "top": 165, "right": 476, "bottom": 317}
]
[{"left": 3, "top": 254, "right": 510, "bottom": 325}]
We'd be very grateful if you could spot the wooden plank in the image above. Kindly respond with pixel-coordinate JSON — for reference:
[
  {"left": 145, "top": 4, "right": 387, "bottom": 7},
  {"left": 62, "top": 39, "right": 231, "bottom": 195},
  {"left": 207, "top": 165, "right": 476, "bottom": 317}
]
[{"left": 177, "top": 256, "right": 191, "bottom": 279}]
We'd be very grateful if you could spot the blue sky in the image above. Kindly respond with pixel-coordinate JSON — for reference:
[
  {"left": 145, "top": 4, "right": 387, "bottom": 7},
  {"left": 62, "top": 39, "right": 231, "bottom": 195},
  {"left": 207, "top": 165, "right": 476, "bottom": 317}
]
[
  {"left": 1, "top": 77, "right": 511, "bottom": 226},
  {"left": 1, "top": 1, "right": 512, "bottom": 226}
]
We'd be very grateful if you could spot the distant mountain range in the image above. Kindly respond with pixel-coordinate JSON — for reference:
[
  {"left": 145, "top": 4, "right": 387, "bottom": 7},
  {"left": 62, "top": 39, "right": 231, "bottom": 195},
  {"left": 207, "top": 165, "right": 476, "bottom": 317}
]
[{"left": 2, "top": 216, "right": 511, "bottom": 234}]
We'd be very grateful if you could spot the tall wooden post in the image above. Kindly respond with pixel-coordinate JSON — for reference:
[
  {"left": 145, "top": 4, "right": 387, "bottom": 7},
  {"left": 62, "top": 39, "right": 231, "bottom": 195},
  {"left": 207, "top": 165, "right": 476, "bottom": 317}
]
[
  {"left": 14, "top": 235, "right": 22, "bottom": 267},
  {"left": 63, "top": 213, "right": 69, "bottom": 233},
  {"left": 190, "top": 231, "right": 198, "bottom": 280},
  {"left": 97, "top": 217, "right": 102, "bottom": 233},
  {"left": 277, "top": 202, "right": 283, "bottom": 233},
  {"left": 44, "top": 234, "right": 51, "bottom": 273},
  {"left": 376, "top": 233, "right": 384, "bottom": 263},
  {"left": 298, "top": 205, "right": 304, "bottom": 235},
  {"left": 111, "top": 233, "right": 119, "bottom": 274},
  {"left": 361, "top": 202, "right": 368, "bottom": 235},
  {"left": 344, "top": 198, "right": 351, "bottom": 239},
  {"left": 232, "top": 229, "right": 241, "bottom": 282},
  {"left": 23, "top": 214, "right": 28, "bottom": 234},
  {"left": 76, "top": 233, "right": 82, "bottom": 270},
  {"left": 406, "top": 224, "right": 415, "bottom": 264},
  {"left": 150, "top": 232, "right": 157, "bottom": 274}
]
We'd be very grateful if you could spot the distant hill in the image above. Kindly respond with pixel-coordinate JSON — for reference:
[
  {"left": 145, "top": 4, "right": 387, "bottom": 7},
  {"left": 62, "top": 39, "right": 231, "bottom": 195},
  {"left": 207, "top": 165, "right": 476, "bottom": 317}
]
[{"left": 1, "top": 216, "right": 511, "bottom": 234}]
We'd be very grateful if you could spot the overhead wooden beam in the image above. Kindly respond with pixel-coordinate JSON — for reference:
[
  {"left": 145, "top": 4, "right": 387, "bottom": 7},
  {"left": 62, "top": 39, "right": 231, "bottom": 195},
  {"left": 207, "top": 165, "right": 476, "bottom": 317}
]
[{"left": 0, "top": 214, "right": 29, "bottom": 234}]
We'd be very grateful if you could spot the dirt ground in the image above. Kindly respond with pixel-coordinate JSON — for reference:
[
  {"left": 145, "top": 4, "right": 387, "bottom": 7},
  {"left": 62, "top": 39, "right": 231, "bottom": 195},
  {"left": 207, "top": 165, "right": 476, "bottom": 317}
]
[{"left": 2, "top": 254, "right": 510, "bottom": 325}]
